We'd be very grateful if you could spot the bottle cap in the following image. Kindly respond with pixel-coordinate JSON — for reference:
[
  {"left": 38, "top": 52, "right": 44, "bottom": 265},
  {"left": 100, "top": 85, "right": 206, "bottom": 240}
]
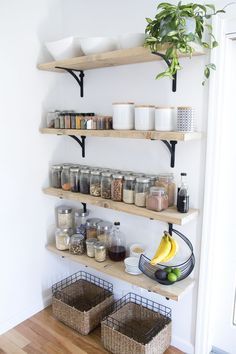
[
  {"left": 114, "top": 222, "right": 120, "bottom": 226},
  {"left": 181, "top": 172, "right": 187, "bottom": 176}
]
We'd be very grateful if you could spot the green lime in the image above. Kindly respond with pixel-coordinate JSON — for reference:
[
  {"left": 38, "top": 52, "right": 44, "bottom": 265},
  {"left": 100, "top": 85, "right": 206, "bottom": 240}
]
[
  {"left": 172, "top": 268, "right": 181, "bottom": 278},
  {"left": 164, "top": 267, "right": 172, "bottom": 274},
  {"left": 167, "top": 272, "right": 177, "bottom": 282}
]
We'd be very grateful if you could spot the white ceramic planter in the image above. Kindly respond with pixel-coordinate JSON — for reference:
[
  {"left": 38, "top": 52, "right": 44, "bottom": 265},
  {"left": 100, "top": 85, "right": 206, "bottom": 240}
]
[{"left": 112, "top": 102, "right": 134, "bottom": 130}]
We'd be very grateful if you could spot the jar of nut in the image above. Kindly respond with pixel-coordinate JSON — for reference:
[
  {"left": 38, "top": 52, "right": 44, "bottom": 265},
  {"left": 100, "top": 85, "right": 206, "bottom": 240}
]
[
  {"left": 69, "top": 234, "right": 85, "bottom": 255},
  {"left": 101, "top": 171, "right": 112, "bottom": 199},
  {"left": 90, "top": 170, "right": 101, "bottom": 197},
  {"left": 111, "top": 173, "right": 124, "bottom": 201},
  {"left": 94, "top": 242, "right": 106, "bottom": 262},
  {"left": 134, "top": 177, "right": 150, "bottom": 207}
]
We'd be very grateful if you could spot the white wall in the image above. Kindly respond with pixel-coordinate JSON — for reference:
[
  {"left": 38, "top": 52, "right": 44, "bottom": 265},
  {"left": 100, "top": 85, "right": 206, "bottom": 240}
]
[{"left": 0, "top": 1, "right": 209, "bottom": 352}]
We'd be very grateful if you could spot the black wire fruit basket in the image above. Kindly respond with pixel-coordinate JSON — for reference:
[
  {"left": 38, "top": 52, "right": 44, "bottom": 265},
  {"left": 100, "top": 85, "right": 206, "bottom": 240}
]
[{"left": 139, "top": 228, "right": 195, "bottom": 285}]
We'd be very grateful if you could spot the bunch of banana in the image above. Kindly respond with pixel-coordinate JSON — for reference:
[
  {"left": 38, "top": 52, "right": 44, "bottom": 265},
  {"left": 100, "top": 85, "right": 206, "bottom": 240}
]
[{"left": 150, "top": 231, "right": 179, "bottom": 265}]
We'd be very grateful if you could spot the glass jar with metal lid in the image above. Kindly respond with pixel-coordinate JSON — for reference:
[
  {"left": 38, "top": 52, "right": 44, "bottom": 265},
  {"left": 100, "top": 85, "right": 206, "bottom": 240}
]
[
  {"left": 61, "top": 165, "right": 71, "bottom": 191},
  {"left": 56, "top": 205, "right": 73, "bottom": 229},
  {"left": 134, "top": 177, "right": 150, "bottom": 207},
  {"left": 94, "top": 242, "right": 106, "bottom": 262},
  {"left": 86, "top": 238, "right": 97, "bottom": 257},
  {"left": 70, "top": 166, "right": 80, "bottom": 192},
  {"left": 74, "top": 209, "right": 90, "bottom": 236},
  {"left": 145, "top": 175, "right": 158, "bottom": 187},
  {"left": 69, "top": 234, "right": 85, "bottom": 255},
  {"left": 123, "top": 175, "right": 136, "bottom": 204},
  {"left": 86, "top": 218, "right": 103, "bottom": 239},
  {"left": 55, "top": 227, "right": 73, "bottom": 251},
  {"left": 79, "top": 168, "right": 90, "bottom": 194},
  {"left": 101, "top": 171, "right": 112, "bottom": 199},
  {"left": 97, "top": 221, "right": 113, "bottom": 246},
  {"left": 146, "top": 187, "right": 168, "bottom": 212},
  {"left": 111, "top": 173, "right": 124, "bottom": 201},
  {"left": 155, "top": 173, "right": 176, "bottom": 206},
  {"left": 50, "top": 164, "right": 62, "bottom": 188},
  {"left": 90, "top": 170, "right": 101, "bottom": 197}
]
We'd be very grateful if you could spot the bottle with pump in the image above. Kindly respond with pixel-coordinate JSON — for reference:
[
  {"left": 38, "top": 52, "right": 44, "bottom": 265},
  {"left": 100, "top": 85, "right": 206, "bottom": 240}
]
[
  {"left": 108, "top": 222, "right": 126, "bottom": 261},
  {"left": 177, "top": 173, "right": 189, "bottom": 213}
]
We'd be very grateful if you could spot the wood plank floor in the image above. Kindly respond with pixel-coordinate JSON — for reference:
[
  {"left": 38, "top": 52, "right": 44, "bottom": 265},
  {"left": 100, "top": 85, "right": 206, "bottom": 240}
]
[{"left": 0, "top": 307, "right": 183, "bottom": 353}]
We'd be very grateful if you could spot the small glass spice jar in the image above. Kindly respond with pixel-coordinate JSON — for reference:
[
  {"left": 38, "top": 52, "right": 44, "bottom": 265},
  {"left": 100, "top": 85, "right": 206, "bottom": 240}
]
[
  {"left": 86, "top": 238, "right": 97, "bottom": 257},
  {"left": 74, "top": 209, "right": 90, "bottom": 237},
  {"left": 55, "top": 227, "right": 73, "bottom": 251},
  {"left": 101, "top": 171, "right": 112, "bottom": 199},
  {"left": 134, "top": 177, "right": 150, "bottom": 207},
  {"left": 59, "top": 113, "right": 65, "bottom": 129},
  {"left": 69, "top": 234, "right": 85, "bottom": 255},
  {"left": 155, "top": 173, "right": 176, "bottom": 206},
  {"left": 94, "top": 242, "right": 106, "bottom": 262},
  {"left": 56, "top": 206, "right": 73, "bottom": 229},
  {"left": 70, "top": 166, "right": 80, "bottom": 192},
  {"left": 111, "top": 173, "right": 124, "bottom": 201},
  {"left": 97, "top": 221, "right": 113, "bottom": 246},
  {"left": 61, "top": 165, "right": 71, "bottom": 191},
  {"left": 123, "top": 175, "right": 136, "bottom": 204},
  {"left": 90, "top": 170, "right": 101, "bottom": 197},
  {"left": 79, "top": 168, "right": 90, "bottom": 194},
  {"left": 146, "top": 187, "right": 168, "bottom": 212},
  {"left": 86, "top": 218, "right": 102, "bottom": 239},
  {"left": 50, "top": 164, "right": 62, "bottom": 188}
]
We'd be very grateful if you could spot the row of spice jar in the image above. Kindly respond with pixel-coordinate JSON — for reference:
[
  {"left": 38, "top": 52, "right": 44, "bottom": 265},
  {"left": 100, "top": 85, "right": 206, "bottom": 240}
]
[
  {"left": 51, "top": 165, "right": 176, "bottom": 212},
  {"left": 47, "top": 110, "right": 112, "bottom": 130}
]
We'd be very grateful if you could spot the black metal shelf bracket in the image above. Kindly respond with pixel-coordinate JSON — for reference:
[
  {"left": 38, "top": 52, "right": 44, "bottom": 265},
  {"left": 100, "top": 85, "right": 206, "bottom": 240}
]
[
  {"left": 161, "top": 140, "right": 177, "bottom": 168},
  {"left": 151, "top": 52, "right": 177, "bottom": 92},
  {"left": 69, "top": 135, "right": 86, "bottom": 158},
  {"left": 55, "top": 66, "right": 85, "bottom": 97}
]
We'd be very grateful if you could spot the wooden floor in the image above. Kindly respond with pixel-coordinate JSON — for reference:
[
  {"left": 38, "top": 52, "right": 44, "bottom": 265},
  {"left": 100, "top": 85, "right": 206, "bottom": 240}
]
[{"left": 0, "top": 307, "right": 183, "bottom": 353}]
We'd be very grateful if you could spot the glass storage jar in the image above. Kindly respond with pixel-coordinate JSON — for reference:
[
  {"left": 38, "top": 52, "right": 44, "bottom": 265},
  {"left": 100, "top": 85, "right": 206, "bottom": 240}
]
[
  {"left": 50, "top": 164, "right": 62, "bottom": 188},
  {"left": 108, "top": 222, "right": 126, "bottom": 261},
  {"left": 97, "top": 221, "right": 113, "bottom": 246},
  {"left": 56, "top": 206, "right": 73, "bottom": 229},
  {"left": 79, "top": 168, "right": 90, "bottom": 194},
  {"left": 70, "top": 166, "right": 80, "bottom": 192},
  {"left": 123, "top": 175, "right": 136, "bottom": 204},
  {"left": 74, "top": 209, "right": 89, "bottom": 237},
  {"left": 94, "top": 242, "right": 106, "bottom": 262},
  {"left": 155, "top": 173, "right": 176, "bottom": 206},
  {"left": 134, "top": 177, "right": 150, "bottom": 207},
  {"left": 145, "top": 175, "right": 157, "bottom": 187},
  {"left": 61, "top": 165, "right": 71, "bottom": 191},
  {"left": 90, "top": 170, "right": 101, "bottom": 197},
  {"left": 86, "top": 218, "right": 102, "bottom": 239},
  {"left": 86, "top": 238, "right": 97, "bottom": 257},
  {"left": 146, "top": 187, "right": 168, "bottom": 212},
  {"left": 55, "top": 227, "right": 73, "bottom": 251},
  {"left": 101, "top": 171, "right": 112, "bottom": 199},
  {"left": 69, "top": 234, "right": 85, "bottom": 255},
  {"left": 111, "top": 174, "right": 124, "bottom": 202}
]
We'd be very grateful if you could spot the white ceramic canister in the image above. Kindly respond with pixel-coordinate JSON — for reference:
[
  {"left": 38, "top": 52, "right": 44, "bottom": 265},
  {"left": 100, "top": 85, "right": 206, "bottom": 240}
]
[
  {"left": 134, "top": 105, "right": 155, "bottom": 130},
  {"left": 112, "top": 102, "right": 134, "bottom": 130},
  {"left": 177, "top": 106, "right": 195, "bottom": 132},
  {"left": 155, "top": 107, "right": 175, "bottom": 131}
]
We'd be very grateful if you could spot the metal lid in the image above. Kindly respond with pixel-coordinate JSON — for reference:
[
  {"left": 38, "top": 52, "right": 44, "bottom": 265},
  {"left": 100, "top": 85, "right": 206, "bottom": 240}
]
[
  {"left": 75, "top": 209, "right": 89, "bottom": 218},
  {"left": 181, "top": 172, "right": 187, "bottom": 176},
  {"left": 114, "top": 221, "right": 120, "bottom": 226},
  {"left": 51, "top": 164, "right": 63, "bottom": 170},
  {"left": 145, "top": 175, "right": 157, "bottom": 181},
  {"left": 97, "top": 221, "right": 113, "bottom": 232},
  {"left": 150, "top": 186, "right": 166, "bottom": 193},
  {"left": 71, "top": 233, "right": 84, "bottom": 240},
  {"left": 70, "top": 166, "right": 80, "bottom": 172},
  {"left": 80, "top": 168, "right": 90, "bottom": 174},
  {"left": 91, "top": 170, "right": 101, "bottom": 175},
  {"left": 112, "top": 173, "right": 123, "bottom": 179},
  {"left": 158, "top": 173, "right": 174, "bottom": 181},
  {"left": 124, "top": 175, "right": 136, "bottom": 181},
  {"left": 136, "top": 177, "right": 150, "bottom": 183},
  {"left": 62, "top": 165, "right": 71, "bottom": 169},
  {"left": 101, "top": 171, "right": 112, "bottom": 177},
  {"left": 57, "top": 206, "right": 73, "bottom": 214},
  {"left": 86, "top": 238, "right": 97, "bottom": 244},
  {"left": 94, "top": 241, "right": 106, "bottom": 249},
  {"left": 86, "top": 218, "right": 103, "bottom": 228}
]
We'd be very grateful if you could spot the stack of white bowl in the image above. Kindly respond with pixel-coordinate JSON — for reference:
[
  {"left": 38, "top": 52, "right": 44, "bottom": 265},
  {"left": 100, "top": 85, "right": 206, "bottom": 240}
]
[{"left": 124, "top": 257, "right": 142, "bottom": 275}]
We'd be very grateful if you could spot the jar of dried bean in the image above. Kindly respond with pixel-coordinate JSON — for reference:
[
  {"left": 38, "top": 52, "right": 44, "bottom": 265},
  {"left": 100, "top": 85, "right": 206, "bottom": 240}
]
[
  {"left": 111, "top": 174, "right": 123, "bottom": 201},
  {"left": 56, "top": 206, "right": 73, "bottom": 229},
  {"left": 86, "top": 218, "right": 102, "bottom": 239},
  {"left": 134, "top": 177, "right": 150, "bottom": 207},
  {"left": 123, "top": 175, "right": 136, "bottom": 204},
  {"left": 94, "top": 242, "right": 106, "bottom": 262},
  {"left": 146, "top": 187, "right": 168, "bottom": 211},
  {"left": 155, "top": 173, "right": 176, "bottom": 206},
  {"left": 69, "top": 234, "right": 85, "bottom": 255},
  {"left": 50, "top": 164, "right": 62, "bottom": 188},
  {"left": 97, "top": 221, "right": 113, "bottom": 246},
  {"left": 70, "top": 166, "right": 80, "bottom": 192},
  {"left": 90, "top": 170, "right": 101, "bottom": 197},
  {"left": 55, "top": 227, "right": 73, "bottom": 250},
  {"left": 79, "top": 168, "right": 90, "bottom": 194},
  {"left": 101, "top": 171, "right": 112, "bottom": 199},
  {"left": 61, "top": 165, "right": 71, "bottom": 191}
]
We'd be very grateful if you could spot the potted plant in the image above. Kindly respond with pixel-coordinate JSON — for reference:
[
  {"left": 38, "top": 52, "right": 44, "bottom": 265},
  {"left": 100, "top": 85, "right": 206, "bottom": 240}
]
[{"left": 144, "top": 2, "right": 227, "bottom": 86}]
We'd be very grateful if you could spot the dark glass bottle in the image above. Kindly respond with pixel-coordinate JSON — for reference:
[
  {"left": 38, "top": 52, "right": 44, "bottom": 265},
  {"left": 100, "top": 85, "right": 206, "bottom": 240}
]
[
  {"left": 177, "top": 173, "right": 189, "bottom": 213},
  {"left": 108, "top": 222, "right": 126, "bottom": 261}
]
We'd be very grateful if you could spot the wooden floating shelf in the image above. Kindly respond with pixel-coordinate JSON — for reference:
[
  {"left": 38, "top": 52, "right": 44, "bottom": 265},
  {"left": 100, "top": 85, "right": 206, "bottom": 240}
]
[
  {"left": 46, "top": 244, "right": 194, "bottom": 301},
  {"left": 40, "top": 128, "right": 202, "bottom": 142},
  {"left": 43, "top": 187, "right": 198, "bottom": 226},
  {"left": 38, "top": 46, "right": 204, "bottom": 72}
]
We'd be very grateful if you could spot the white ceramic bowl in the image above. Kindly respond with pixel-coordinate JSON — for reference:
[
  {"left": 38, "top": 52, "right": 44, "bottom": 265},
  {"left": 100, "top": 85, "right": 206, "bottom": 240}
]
[
  {"left": 118, "top": 33, "right": 146, "bottom": 49},
  {"left": 80, "top": 37, "right": 117, "bottom": 55},
  {"left": 130, "top": 243, "right": 146, "bottom": 258},
  {"left": 45, "top": 37, "right": 83, "bottom": 60}
]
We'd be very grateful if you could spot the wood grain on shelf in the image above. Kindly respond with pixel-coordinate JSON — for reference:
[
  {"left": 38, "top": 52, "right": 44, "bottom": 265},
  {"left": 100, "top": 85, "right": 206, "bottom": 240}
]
[
  {"left": 43, "top": 187, "right": 198, "bottom": 226},
  {"left": 40, "top": 127, "right": 202, "bottom": 141},
  {"left": 38, "top": 45, "right": 204, "bottom": 72},
  {"left": 46, "top": 244, "right": 194, "bottom": 302}
]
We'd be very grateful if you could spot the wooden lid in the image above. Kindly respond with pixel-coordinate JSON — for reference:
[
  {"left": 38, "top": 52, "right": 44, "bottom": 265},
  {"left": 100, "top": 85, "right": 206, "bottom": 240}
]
[
  {"left": 112, "top": 102, "right": 134, "bottom": 105},
  {"left": 135, "top": 104, "right": 155, "bottom": 108},
  {"left": 155, "top": 106, "right": 175, "bottom": 109},
  {"left": 177, "top": 106, "right": 192, "bottom": 109}
]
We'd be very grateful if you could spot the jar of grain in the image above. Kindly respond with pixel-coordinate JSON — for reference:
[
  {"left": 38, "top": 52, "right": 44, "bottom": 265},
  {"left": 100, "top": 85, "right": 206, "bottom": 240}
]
[
  {"left": 134, "top": 177, "right": 150, "bottom": 207},
  {"left": 79, "top": 168, "right": 90, "bottom": 194},
  {"left": 112, "top": 102, "right": 134, "bottom": 130},
  {"left": 70, "top": 166, "right": 80, "bottom": 192},
  {"left": 90, "top": 170, "right": 101, "bottom": 197},
  {"left": 74, "top": 209, "right": 90, "bottom": 237},
  {"left": 94, "top": 242, "right": 106, "bottom": 262},
  {"left": 55, "top": 227, "right": 73, "bottom": 251},
  {"left": 50, "top": 164, "right": 62, "bottom": 188},
  {"left": 111, "top": 174, "right": 124, "bottom": 201},
  {"left": 61, "top": 165, "right": 71, "bottom": 191},
  {"left": 155, "top": 173, "right": 176, "bottom": 206},
  {"left": 134, "top": 105, "right": 155, "bottom": 130},
  {"left": 123, "top": 175, "right": 136, "bottom": 204},
  {"left": 69, "top": 234, "right": 85, "bottom": 255},
  {"left": 146, "top": 187, "right": 168, "bottom": 211},
  {"left": 86, "top": 218, "right": 103, "bottom": 239},
  {"left": 97, "top": 221, "right": 113, "bottom": 246},
  {"left": 56, "top": 206, "right": 73, "bottom": 229},
  {"left": 101, "top": 171, "right": 112, "bottom": 199},
  {"left": 86, "top": 238, "right": 97, "bottom": 257}
]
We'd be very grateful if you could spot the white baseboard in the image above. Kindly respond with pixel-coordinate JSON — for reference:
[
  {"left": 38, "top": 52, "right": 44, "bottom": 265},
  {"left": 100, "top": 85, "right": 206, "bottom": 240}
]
[{"left": 172, "top": 335, "right": 194, "bottom": 354}]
